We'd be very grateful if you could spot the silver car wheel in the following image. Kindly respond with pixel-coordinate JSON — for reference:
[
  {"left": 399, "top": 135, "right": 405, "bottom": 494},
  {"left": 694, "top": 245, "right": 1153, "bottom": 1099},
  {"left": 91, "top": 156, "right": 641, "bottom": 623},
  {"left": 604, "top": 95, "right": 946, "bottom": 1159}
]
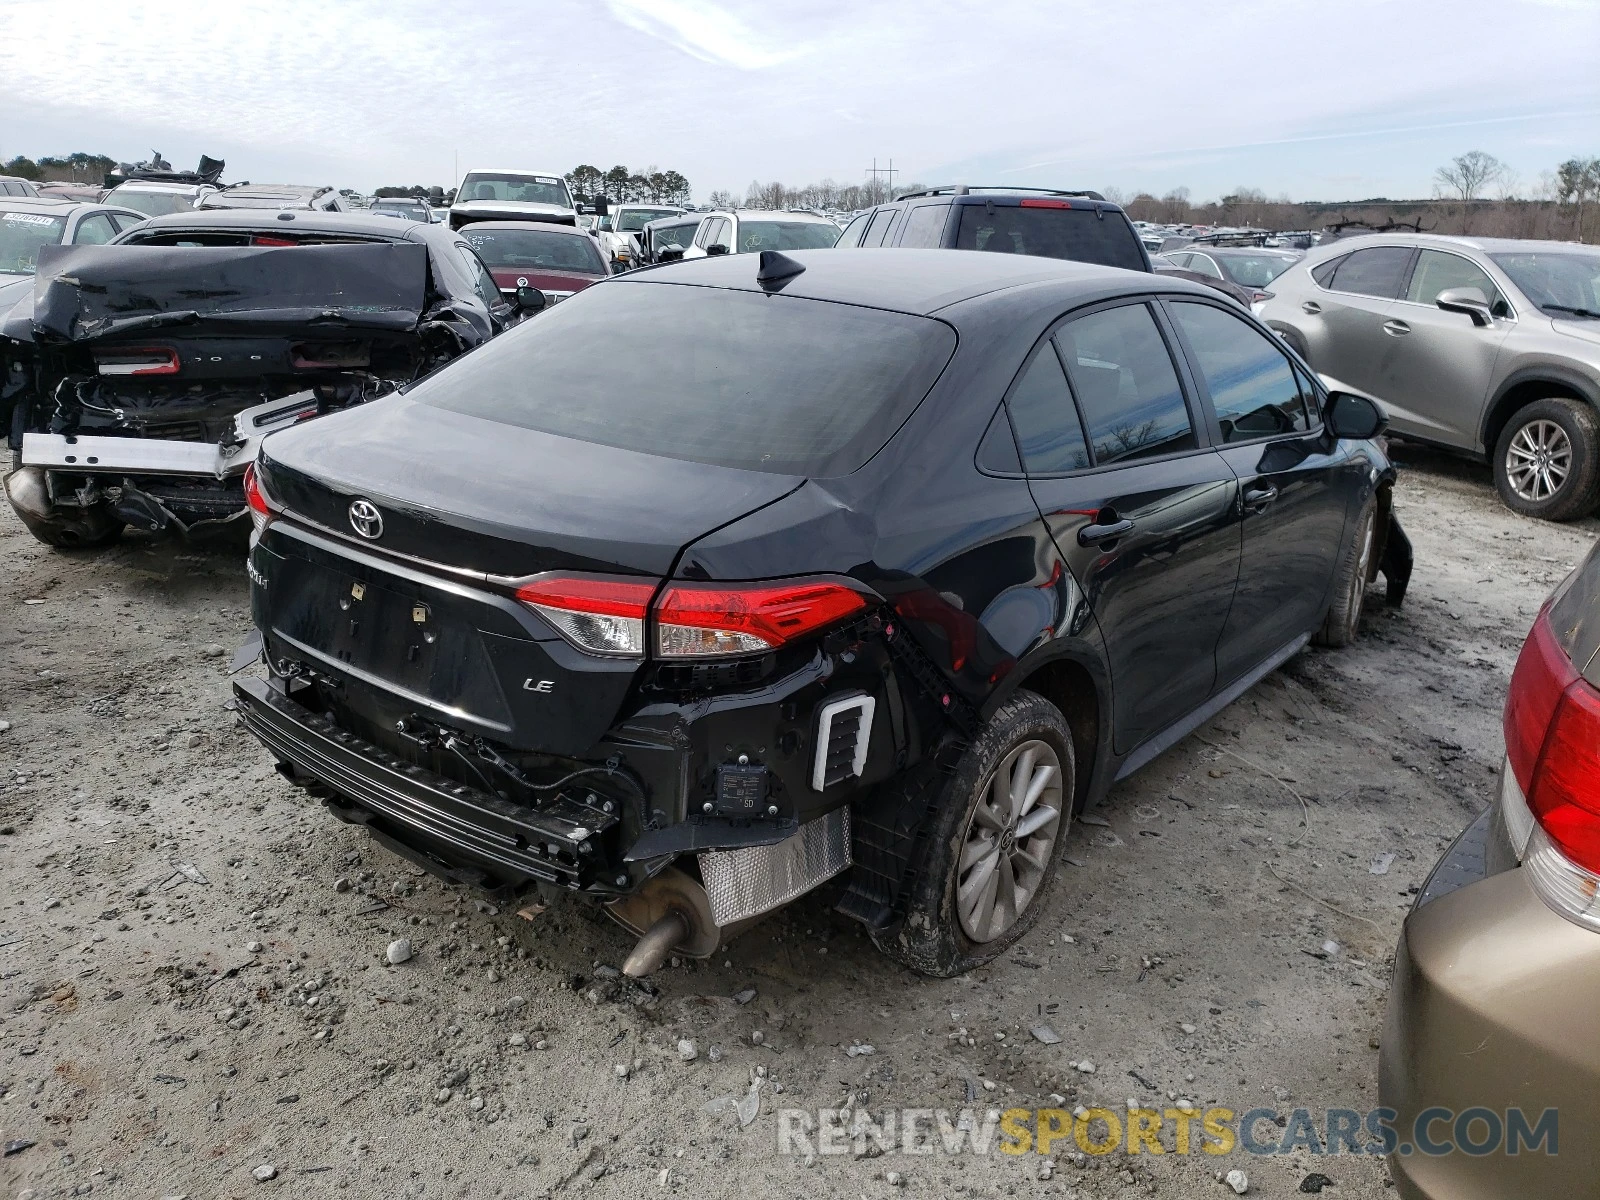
[
  {"left": 1505, "top": 419, "right": 1573, "bottom": 503},
  {"left": 957, "top": 738, "right": 1063, "bottom": 943}
]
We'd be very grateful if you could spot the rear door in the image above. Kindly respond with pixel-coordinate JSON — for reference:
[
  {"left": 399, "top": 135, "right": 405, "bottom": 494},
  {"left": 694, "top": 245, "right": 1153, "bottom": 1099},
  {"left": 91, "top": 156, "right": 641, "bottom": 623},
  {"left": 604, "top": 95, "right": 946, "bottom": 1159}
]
[
  {"left": 1301, "top": 244, "right": 1415, "bottom": 400},
  {"left": 1013, "top": 299, "right": 1241, "bottom": 753},
  {"left": 1372, "top": 247, "right": 1513, "bottom": 448},
  {"left": 1165, "top": 298, "right": 1352, "bottom": 683}
]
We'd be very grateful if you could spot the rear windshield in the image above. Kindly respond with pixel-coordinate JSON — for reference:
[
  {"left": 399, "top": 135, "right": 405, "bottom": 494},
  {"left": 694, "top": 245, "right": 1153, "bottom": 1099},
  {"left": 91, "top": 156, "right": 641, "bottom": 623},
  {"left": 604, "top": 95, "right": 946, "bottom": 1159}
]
[
  {"left": 464, "top": 227, "right": 605, "bottom": 273},
  {"left": 416, "top": 281, "right": 955, "bottom": 475},
  {"left": 0, "top": 211, "right": 67, "bottom": 275},
  {"left": 955, "top": 205, "right": 1147, "bottom": 271},
  {"left": 735, "top": 221, "right": 841, "bottom": 252},
  {"left": 107, "top": 188, "right": 196, "bottom": 217}
]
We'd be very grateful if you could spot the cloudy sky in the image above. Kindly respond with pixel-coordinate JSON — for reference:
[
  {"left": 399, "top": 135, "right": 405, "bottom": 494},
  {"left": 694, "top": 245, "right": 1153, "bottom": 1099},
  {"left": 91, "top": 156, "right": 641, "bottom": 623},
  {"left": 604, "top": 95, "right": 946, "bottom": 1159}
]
[{"left": 3, "top": 0, "right": 1597, "bottom": 203}]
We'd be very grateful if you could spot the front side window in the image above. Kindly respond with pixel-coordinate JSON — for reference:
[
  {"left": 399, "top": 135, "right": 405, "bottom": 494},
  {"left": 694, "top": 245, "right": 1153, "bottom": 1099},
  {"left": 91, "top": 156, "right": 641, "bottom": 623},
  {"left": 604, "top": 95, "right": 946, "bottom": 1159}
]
[
  {"left": 1405, "top": 249, "right": 1506, "bottom": 311},
  {"left": 1005, "top": 344, "right": 1090, "bottom": 474},
  {"left": 1170, "top": 301, "right": 1310, "bottom": 442},
  {"left": 1057, "top": 303, "right": 1197, "bottom": 465},
  {"left": 72, "top": 214, "right": 117, "bottom": 245},
  {"left": 1328, "top": 246, "right": 1413, "bottom": 299},
  {"left": 0, "top": 210, "right": 67, "bottom": 274},
  {"left": 457, "top": 246, "right": 503, "bottom": 308}
]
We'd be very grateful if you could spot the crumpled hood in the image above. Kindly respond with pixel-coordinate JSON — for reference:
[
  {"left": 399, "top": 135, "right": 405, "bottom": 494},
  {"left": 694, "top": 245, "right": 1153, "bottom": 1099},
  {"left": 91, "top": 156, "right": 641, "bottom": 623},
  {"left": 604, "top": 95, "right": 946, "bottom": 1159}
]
[{"left": 17, "top": 242, "right": 430, "bottom": 344}]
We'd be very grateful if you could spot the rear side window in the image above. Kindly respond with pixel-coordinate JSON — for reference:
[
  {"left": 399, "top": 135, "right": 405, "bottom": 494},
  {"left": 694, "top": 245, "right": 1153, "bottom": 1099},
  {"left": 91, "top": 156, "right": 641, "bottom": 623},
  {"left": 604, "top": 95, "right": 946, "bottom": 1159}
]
[
  {"left": 955, "top": 204, "right": 1146, "bottom": 271},
  {"left": 1056, "top": 303, "right": 1197, "bottom": 464},
  {"left": 1005, "top": 345, "right": 1090, "bottom": 474},
  {"left": 898, "top": 204, "right": 949, "bottom": 249},
  {"left": 1310, "top": 258, "right": 1340, "bottom": 288},
  {"left": 1170, "top": 301, "right": 1310, "bottom": 442},
  {"left": 1328, "top": 246, "right": 1413, "bottom": 298},
  {"left": 861, "top": 208, "right": 898, "bottom": 248},
  {"left": 838, "top": 213, "right": 869, "bottom": 247},
  {"left": 416, "top": 281, "right": 957, "bottom": 477}
]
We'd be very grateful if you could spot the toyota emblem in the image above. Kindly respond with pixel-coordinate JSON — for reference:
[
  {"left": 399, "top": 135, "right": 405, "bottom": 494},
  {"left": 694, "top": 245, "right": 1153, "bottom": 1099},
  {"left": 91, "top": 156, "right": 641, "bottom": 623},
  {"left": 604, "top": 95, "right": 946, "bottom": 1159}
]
[
  {"left": 516, "top": 276, "right": 529, "bottom": 288},
  {"left": 348, "top": 498, "right": 383, "bottom": 540}
]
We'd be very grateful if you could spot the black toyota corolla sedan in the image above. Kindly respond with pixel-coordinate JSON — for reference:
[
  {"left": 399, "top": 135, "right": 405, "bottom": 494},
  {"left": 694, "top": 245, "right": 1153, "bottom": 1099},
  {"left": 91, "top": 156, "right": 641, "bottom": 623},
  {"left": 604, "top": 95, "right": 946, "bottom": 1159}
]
[{"left": 234, "top": 248, "right": 1411, "bottom": 977}]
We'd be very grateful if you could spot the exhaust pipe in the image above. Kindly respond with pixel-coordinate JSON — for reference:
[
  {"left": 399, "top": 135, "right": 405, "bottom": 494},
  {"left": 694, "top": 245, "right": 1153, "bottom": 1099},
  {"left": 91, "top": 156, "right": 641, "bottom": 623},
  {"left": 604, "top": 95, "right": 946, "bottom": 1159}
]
[{"left": 622, "top": 911, "right": 689, "bottom": 978}]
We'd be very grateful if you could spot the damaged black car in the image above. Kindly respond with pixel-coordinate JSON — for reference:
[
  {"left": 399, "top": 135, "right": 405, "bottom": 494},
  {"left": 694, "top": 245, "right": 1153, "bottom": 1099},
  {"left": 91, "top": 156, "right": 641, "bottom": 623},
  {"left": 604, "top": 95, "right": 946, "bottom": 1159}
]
[
  {"left": 2, "top": 210, "right": 533, "bottom": 548},
  {"left": 233, "top": 248, "right": 1411, "bottom": 978}
]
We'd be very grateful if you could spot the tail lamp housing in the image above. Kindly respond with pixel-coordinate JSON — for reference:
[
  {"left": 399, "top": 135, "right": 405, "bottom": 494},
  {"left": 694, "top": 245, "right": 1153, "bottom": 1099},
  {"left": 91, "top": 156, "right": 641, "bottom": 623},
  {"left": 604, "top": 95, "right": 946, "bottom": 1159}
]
[
  {"left": 243, "top": 464, "right": 274, "bottom": 536},
  {"left": 515, "top": 575, "right": 867, "bottom": 660},
  {"left": 1502, "top": 605, "right": 1600, "bottom": 930}
]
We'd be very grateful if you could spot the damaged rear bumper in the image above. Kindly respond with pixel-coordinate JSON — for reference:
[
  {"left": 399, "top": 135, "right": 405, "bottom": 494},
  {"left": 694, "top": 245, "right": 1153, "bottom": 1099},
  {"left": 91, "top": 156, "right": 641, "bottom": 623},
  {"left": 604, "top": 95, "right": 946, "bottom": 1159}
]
[{"left": 233, "top": 673, "right": 626, "bottom": 894}]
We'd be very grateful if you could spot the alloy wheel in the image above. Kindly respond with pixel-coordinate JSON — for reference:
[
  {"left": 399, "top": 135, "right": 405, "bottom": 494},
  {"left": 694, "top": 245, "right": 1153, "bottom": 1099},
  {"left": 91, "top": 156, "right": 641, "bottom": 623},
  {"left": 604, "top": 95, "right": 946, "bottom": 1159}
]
[
  {"left": 1505, "top": 419, "right": 1572, "bottom": 503},
  {"left": 956, "top": 739, "right": 1064, "bottom": 943}
]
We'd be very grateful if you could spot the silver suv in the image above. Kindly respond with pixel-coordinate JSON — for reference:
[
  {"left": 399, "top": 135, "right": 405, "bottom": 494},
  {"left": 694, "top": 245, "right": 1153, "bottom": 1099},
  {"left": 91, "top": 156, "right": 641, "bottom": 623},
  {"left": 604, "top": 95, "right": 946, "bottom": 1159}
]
[{"left": 1258, "top": 235, "right": 1600, "bottom": 520}]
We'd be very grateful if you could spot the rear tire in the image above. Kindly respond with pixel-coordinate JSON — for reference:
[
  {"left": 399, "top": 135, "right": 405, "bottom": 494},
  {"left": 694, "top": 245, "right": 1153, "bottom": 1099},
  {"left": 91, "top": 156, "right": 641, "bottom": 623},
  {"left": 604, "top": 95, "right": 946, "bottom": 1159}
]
[
  {"left": 1492, "top": 398, "right": 1600, "bottom": 522},
  {"left": 871, "top": 690, "right": 1074, "bottom": 977},
  {"left": 1315, "top": 496, "right": 1375, "bottom": 649}
]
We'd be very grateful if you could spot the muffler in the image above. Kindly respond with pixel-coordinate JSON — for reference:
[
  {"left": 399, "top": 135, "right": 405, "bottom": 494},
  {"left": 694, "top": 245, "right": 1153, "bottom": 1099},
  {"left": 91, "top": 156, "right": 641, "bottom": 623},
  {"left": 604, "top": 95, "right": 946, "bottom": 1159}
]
[
  {"left": 4, "top": 465, "right": 122, "bottom": 547},
  {"left": 606, "top": 867, "right": 720, "bottom": 978}
]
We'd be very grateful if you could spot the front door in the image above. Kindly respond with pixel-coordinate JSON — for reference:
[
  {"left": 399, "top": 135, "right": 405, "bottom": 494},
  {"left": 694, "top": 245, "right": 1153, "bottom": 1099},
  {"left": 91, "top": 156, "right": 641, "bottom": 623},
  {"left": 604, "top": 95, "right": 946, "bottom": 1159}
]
[
  {"left": 1304, "top": 244, "right": 1417, "bottom": 403},
  {"left": 1009, "top": 300, "right": 1242, "bottom": 754}
]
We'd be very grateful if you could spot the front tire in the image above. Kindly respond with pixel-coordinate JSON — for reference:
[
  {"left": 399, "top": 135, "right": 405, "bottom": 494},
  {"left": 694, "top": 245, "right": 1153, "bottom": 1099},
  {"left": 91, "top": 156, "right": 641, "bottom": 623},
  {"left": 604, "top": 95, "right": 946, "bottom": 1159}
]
[
  {"left": 1492, "top": 398, "right": 1600, "bottom": 522},
  {"left": 872, "top": 690, "right": 1074, "bottom": 976}
]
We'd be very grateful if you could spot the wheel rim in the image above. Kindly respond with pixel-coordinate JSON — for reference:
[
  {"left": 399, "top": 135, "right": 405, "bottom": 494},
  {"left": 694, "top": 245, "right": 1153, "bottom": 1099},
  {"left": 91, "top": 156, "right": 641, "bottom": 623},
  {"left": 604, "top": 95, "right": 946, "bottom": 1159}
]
[
  {"left": 1505, "top": 419, "right": 1572, "bottom": 503},
  {"left": 1348, "top": 510, "right": 1374, "bottom": 633},
  {"left": 957, "top": 738, "right": 1064, "bottom": 943}
]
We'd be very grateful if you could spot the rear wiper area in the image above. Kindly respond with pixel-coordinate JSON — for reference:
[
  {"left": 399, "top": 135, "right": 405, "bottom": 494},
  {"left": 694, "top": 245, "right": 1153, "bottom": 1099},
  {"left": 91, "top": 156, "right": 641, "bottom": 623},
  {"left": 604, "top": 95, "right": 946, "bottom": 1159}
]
[{"left": 1541, "top": 303, "right": 1600, "bottom": 319}]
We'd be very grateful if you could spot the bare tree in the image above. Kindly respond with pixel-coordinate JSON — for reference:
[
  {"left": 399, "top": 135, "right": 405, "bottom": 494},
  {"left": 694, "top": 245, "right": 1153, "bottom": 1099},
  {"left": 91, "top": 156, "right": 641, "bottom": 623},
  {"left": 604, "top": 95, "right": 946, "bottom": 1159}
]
[{"left": 1434, "top": 150, "right": 1507, "bottom": 202}]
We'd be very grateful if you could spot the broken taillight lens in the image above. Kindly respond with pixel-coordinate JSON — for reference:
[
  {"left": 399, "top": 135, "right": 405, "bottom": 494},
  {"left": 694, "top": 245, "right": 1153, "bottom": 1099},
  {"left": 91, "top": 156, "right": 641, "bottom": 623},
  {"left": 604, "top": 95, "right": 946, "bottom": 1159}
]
[
  {"left": 514, "top": 575, "right": 868, "bottom": 660},
  {"left": 1502, "top": 606, "right": 1600, "bottom": 929},
  {"left": 516, "top": 576, "right": 655, "bottom": 658},
  {"left": 243, "top": 464, "right": 273, "bottom": 535}
]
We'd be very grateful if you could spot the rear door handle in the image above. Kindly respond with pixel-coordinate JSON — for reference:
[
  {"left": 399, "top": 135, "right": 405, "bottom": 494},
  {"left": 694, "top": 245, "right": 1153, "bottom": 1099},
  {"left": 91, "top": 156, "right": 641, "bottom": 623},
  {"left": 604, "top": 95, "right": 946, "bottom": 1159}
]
[
  {"left": 1301, "top": 301, "right": 1322, "bottom": 314},
  {"left": 1078, "top": 519, "right": 1135, "bottom": 546},
  {"left": 1242, "top": 484, "right": 1279, "bottom": 509},
  {"left": 1383, "top": 319, "right": 1411, "bottom": 336}
]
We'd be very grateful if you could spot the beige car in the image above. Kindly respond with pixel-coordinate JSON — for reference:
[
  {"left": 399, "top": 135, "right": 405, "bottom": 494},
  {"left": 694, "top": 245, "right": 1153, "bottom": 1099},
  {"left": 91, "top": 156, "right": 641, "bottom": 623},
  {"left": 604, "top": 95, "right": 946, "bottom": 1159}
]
[
  {"left": 1380, "top": 539, "right": 1600, "bottom": 1196},
  {"left": 1258, "top": 236, "right": 1600, "bottom": 520}
]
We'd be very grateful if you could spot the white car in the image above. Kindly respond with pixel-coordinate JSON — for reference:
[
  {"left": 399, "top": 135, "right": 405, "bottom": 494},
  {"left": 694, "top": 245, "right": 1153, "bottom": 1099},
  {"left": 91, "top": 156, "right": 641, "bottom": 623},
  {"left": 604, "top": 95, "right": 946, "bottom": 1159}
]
[
  {"left": 450, "top": 168, "right": 577, "bottom": 231},
  {"left": 103, "top": 180, "right": 218, "bottom": 217},
  {"left": 596, "top": 203, "right": 685, "bottom": 268},
  {"left": 679, "top": 210, "right": 842, "bottom": 259}
]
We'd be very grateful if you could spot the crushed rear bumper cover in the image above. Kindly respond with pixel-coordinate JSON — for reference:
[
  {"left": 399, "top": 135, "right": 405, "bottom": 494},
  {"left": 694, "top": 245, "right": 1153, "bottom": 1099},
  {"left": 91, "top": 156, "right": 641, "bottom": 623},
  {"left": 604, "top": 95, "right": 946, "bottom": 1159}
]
[{"left": 233, "top": 674, "right": 623, "bottom": 894}]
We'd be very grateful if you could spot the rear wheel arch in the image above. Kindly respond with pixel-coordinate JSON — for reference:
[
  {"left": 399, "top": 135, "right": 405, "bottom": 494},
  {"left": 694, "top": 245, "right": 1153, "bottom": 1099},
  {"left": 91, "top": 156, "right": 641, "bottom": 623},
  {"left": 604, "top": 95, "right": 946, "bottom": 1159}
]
[{"left": 992, "top": 653, "right": 1103, "bottom": 818}]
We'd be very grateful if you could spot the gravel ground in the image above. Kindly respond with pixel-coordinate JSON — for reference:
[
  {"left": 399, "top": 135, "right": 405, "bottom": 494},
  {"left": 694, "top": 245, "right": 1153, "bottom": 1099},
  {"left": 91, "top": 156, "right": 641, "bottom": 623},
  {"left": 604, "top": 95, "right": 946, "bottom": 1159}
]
[{"left": 1, "top": 447, "right": 1595, "bottom": 1200}]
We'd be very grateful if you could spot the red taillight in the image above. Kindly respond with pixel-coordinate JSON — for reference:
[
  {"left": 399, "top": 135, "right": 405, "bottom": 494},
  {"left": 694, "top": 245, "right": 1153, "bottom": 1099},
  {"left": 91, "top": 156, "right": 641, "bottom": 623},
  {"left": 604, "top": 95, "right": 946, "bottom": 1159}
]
[
  {"left": 514, "top": 575, "right": 867, "bottom": 659},
  {"left": 655, "top": 581, "right": 866, "bottom": 658},
  {"left": 1505, "top": 608, "right": 1600, "bottom": 874},
  {"left": 515, "top": 576, "right": 655, "bottom": 657},
  {"left": 243, "top": 464, "right": 272, "bottom": 534},
  {"left": 252, "top": 235, "right": 299, "bottom": 246},
  {"left": 1019, "top": 198, "right": 1071, "bottom": 209},
  {"left": 93, "top": 346, "right": 179, "bottom": 376}
]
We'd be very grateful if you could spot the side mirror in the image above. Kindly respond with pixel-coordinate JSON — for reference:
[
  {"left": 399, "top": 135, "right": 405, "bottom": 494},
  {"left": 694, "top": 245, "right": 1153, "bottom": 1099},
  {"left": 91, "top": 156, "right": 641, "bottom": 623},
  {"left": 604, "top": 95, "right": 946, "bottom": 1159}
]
[
  {"left": 598, "top": 217, "right": 613, "bottom": 232},
  {"left": 1325, "top": 391, "right": 1387, "bottom": 440},
  {"left": 1436, "top": 286, "right": 1494, "bottom": 327},
  {"left": 657, "top": 246, "right": 685, "bottom": 263},
  {"left": 705, "top": 243, "right": 730, "bottom": 256},
  {"left": 594, "top": 197, "right": 610, "bottom": 217},
  {"left": 516, "top": 286, "right": 547, "bottom": 315}
]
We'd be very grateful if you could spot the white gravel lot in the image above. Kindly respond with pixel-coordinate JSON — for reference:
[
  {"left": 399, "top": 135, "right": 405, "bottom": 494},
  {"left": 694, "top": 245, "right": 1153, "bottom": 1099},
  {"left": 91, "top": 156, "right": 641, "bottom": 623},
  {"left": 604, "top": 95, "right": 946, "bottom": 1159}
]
[{"left": 1, "top": 445, "right": 1595, "bottom": 1199}]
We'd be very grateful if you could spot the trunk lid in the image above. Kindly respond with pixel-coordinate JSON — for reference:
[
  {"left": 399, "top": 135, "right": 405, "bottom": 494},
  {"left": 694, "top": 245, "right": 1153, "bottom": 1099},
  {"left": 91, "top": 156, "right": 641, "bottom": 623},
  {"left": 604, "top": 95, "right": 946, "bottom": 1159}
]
[{"left": 257, "top": 394, "right": 805, "bottom": 578}]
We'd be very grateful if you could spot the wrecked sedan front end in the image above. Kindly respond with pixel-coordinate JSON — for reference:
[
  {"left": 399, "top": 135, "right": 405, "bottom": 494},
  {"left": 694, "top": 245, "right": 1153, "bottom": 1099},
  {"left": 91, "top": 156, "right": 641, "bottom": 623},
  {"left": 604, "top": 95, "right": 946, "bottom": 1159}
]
[{"left": 2, "top": 242, "right": 483, "bottom": 547}]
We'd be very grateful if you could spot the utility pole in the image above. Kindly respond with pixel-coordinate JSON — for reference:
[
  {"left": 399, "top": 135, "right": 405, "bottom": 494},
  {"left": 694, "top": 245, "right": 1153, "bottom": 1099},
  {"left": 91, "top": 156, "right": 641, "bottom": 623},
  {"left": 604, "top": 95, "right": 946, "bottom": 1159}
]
[{"left": 866, "top": 157, "right": 898, "bottom": 203}]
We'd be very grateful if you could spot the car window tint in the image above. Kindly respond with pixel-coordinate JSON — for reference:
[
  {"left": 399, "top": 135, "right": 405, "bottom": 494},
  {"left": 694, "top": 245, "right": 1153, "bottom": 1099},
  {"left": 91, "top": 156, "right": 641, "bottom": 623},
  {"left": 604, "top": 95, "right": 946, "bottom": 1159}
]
[
  {"left": 898, "top": 204, "right": 948, "bottom": 249},
  {"left": 1005, "top": 344, "right": 1091, "bottom": 474},
  {"left": 976, "top": 404, "right": 1023, "bottom": 474},
  {"left": 456, "top": 246, "right": 501, "bottom": 307},
  {"left": 72, "top": 214, "right": 117, "bottom": 245},
  {"left": 953, "top": 204, "right": 1147, "bottom": 270},
  {"left": 838, "top": 213, "right": 869, "bottom": 247},
  {"left": 1187, "top": 254, "right": 1223, "bottom": 279},
  {"left": 861, "top": 208, "right": 897, "bottom": 248},
  {"left": 1328, "top": 246, "right": 1412, "bottom": 298},
  {"left": 1171, "top": 301, "right": 1310, "bottom": 442},
  {"left": 1057, "top": 303, "right": 1197, "bottom": 465},
  {"left": 1405, "top": 249, "right": 1504, "bottom": 310},
  {"left": 1310, "top": 257, "right": 1340, "bottom": 288}
]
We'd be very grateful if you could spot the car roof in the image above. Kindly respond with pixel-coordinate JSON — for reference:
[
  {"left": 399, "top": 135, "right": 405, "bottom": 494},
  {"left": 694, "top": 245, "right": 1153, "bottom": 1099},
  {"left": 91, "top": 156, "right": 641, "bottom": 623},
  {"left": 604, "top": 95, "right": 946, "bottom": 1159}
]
[
  {"left": 127, "top": 209, "right": 441, "bottom": 240},
  {"left": 459, "top": 220, "right": 590, "bottom": 237},
  {"left": 1309, "top": 232, "right": 1599, "bottom": 259},
  {"left": 0, "top": 196, "right": 134, "bottom": 219},
  {"left": 625, "top": 247, "right": 1198, "bottom": 316}
]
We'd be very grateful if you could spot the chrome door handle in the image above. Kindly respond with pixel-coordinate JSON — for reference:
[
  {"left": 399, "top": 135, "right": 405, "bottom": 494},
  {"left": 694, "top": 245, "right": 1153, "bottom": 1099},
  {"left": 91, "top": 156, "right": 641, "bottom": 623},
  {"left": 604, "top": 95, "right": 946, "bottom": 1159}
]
[
  {"left": 1301, "top": 301, "right": 1322, "bottom": 314},
  {"left": 1242, "top": 484, "right": 1279, "bottom": 510},
  {"left": 1078, "top": 519, "right": 1135, "bottom": 546},
  {"left": 1383, "top": 319, "right": 1411, "bottom": 336}
]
